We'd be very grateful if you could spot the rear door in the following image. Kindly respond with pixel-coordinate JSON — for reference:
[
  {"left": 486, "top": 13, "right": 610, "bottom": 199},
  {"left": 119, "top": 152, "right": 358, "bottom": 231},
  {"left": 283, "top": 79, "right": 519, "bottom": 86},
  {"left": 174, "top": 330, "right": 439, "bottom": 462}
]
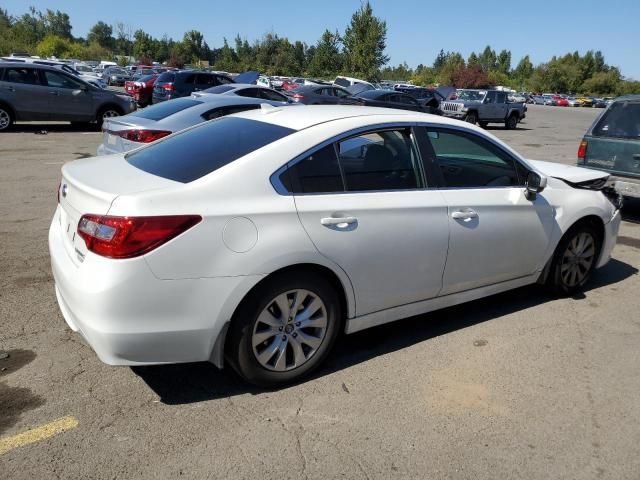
[
  {"left": 286, "top": 126, "right": 450, "bottom": 316},
  {"left": 40, "top": 70, "right": 94, "bottom": 120},
  {"left": 418, "top": 126, "right": 554, "bottom": 294},
  {"left": 0, "top": 66, "right": 50, "bottom": 120},
  {"left": 483, "top": 91, "right": 499, "bottom": 119},
  {"left": 495, "top": 92, "right": 508, "bottom": 120},
  {"left": 583, "top": 100, "right": 640, "bottom": 180},
  {"left": 194, "top": 73, "right": 217, "bottom": 92}
]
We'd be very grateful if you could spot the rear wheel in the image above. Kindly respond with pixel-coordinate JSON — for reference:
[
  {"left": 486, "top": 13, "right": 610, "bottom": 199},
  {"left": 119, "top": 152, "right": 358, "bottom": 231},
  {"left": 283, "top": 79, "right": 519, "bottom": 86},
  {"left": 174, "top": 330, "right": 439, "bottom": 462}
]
[
  {"left": 464, "top": 111, "right": 477, "bottom": 125},
  {"left": 227, "top": 272, "right": 341, "bottom": 387},
  {"left": 547, "top": 223, "right": 602, "bottom": 295},
  {"left": 505, "top": 113, "right": 518, "bottom": 129},
  {"left": 0, "top": 105, "right": 14, "bottom": 131}
]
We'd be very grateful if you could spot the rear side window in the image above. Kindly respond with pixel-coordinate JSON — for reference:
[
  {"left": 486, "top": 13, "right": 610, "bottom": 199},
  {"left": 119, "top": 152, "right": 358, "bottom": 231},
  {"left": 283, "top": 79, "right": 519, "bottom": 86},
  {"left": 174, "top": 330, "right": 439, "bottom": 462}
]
[
  {"left": 593, "top": 101, "right": 640, "bottom": 139},
  {"left": 131, "top": 98, "right": 202, "bottom": 121},
  {"left": 4, "top": 67, "right": 41, "bottom": 85},
  {"left": 334, "top": 77, "right": 350, "bottom": 88},
  {"left": 202, "top": 104, "right": 260, "bottom": 120},
  {"left": 280, "top": 144, "right": 344, "bottom": 194},
  {"left": 127, "top": 117, "right": 295, "bottom": 183},
  {"left": 157, "top": 72, "right": 175, "bottom": 83},
  {"left": 204, "top": 85, "right": 235, "bottom": 94}
]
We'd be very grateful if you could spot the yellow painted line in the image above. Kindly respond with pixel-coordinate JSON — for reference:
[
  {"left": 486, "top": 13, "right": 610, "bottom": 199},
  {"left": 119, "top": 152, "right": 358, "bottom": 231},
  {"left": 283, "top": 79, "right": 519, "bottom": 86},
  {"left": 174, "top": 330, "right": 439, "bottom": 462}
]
[{"left": 0, "top": 416, "right": 78, "bottom": 455}]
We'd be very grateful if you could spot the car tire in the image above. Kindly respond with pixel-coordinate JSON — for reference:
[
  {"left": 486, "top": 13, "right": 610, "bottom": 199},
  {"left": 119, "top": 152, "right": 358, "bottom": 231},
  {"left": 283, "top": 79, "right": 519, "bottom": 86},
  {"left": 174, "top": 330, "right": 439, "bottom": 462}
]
[
  {"left": 227, "top": 271, "right": 342, "bottom": 387},
  {"left": 505, "top": 114, "right": 518, "bottom": 130},
  {"left": 479, "top": 121, "right": 488, "bottom": 129},
  {"left": 464, "top": 111, "right": 477, "bottom": 125},
  {"left": 0, "top": 105, "right": 14, "bottom": 132},
  {"left": 547, "top": 223, "right": 602, "bottom": 296},
  {"left": 96, "top": 106, "right": 122, "bottom": 129}
]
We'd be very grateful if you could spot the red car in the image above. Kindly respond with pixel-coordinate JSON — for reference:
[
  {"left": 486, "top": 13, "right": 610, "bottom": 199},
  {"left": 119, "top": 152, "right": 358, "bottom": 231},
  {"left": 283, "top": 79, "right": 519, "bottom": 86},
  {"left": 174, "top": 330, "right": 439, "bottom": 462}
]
[
  {"left": 554, "top": 95, "right": 569, "bottom": 107},
  {"left": 124, "top": 74, "right": 159, "bottom": 107}
]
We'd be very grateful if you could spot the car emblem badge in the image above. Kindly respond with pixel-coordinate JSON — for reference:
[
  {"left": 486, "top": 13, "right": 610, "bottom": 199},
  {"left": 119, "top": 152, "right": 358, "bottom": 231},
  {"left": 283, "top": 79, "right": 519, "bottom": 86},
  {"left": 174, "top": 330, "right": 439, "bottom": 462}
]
[{"left": 61, "top": 184, "right": 68, "bottom": 198}]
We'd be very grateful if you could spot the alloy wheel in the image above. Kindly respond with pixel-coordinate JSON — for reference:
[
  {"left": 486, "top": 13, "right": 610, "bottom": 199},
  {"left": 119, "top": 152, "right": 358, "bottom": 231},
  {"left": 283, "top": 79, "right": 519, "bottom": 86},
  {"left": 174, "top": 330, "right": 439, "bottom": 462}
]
[
  {"left": 102, "top": 110, "right": 120, "bottom": 119},
  {"left": 251, "top": 289, "right": 328, "bottom": 372},
  {"left": 0, "top": 109, "right": 10, "bottom": 130},
  {"left": 560, "top": 232, "right": 596, "bottom": 287}
]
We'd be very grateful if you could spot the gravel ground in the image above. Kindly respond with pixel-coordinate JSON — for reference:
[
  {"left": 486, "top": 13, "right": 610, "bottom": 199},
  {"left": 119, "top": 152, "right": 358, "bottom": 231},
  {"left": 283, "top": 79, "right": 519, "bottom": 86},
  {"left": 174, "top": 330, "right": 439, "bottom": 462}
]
[{"left": 0, "top": 105, "right": 639, "bottom": 479}]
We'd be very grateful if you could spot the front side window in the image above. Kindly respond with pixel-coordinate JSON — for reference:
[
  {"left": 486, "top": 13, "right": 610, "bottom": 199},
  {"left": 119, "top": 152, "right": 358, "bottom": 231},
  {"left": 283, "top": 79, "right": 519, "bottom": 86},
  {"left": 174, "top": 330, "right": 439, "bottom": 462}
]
[
  {"left": 127, "top": 117, "right": 295, "bottom": 183},
  {"left": 338, "top": 129, "right": 423, "bottom": 191},
  {"left": 43, "top": 70, "right": 84, "bottom": 89},
  {"left": 593, "top": 101, "right": 640, "bottom": 139},
  {"left": 422, "top": 129, "right": 522, "bottom": 188},
  {"left": 280, "top": 144, "right": 344, "bottom": 194},
  {"left": 4, "top": 67, "right": 41, "bottom": 85}
]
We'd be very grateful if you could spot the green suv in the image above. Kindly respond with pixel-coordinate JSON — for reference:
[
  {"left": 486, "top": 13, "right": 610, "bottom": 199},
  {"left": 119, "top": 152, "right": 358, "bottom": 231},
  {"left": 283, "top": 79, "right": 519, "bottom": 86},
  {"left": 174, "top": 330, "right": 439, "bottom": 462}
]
[{"left": 578, "top": 95, "right": 640, "bottom": 198}]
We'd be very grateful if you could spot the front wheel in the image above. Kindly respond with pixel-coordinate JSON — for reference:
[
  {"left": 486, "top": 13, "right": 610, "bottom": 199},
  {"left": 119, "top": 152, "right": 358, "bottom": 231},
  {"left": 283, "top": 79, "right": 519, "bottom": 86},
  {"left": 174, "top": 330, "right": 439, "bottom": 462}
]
[
  {"left": 0, "top": 105, "right": 14, "bottom": 132},
  {"left": 464, "top": 111, "right": 477, "bottom": 125},
  {"left": 227, "top": 272, "right": 342, "bottom": 387},
  {"left": 96, "top": 106, "right": 122, "bottom": 128},
  {"left": 547, "top": 224, "right": 602, "bottom": 295},
  {"left": 505, "top": 114, "right": 518, "bottom": 129}
]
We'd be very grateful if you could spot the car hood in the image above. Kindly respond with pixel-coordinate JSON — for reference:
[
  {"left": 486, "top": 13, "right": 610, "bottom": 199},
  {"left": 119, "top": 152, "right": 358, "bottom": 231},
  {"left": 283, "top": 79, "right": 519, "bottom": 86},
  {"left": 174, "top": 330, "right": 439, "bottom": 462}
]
[
  {"left": 527, "top": 159, "right": 609, "bottom": 183},
  {"left": 233, "top": 71, "right": 260, "bottom": 84}
]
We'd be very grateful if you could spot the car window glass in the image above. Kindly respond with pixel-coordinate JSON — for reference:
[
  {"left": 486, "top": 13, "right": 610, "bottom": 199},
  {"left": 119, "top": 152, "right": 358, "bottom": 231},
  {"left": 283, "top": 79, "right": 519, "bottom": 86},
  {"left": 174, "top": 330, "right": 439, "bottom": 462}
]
[
  {"left": 235, "top": 88, "right": 260, "bottom": 98},
  {"left": 43, "top": 70, "right": 84, "bottom": 89},
  {"left": 4, "top": 67, "right": 40, "bottom": 85},
  {"left": 128, "top": 117, "right": 295, "bottom": 183},
  {"left": 131, "top": 98, "right": 203, "bottom": 121},
  {"left": 334, "top": 88, "right": 350, "bottom": 98},
  {"left": 182, "top": 73, "right": 196, "bottom": 84},
  {"left": 259, "top": 89, "right": 287, "bottom": 101},
  {"left": 196, "top": 74, "right": 216, "bottom": 87},
  {"left": 338, "top": 129, "right": 422, "bottom": 191},
  {"left": 485, "top": 91, "right": 497, "bottom": 103},
  {"left": 217, "top": 76, "right": 233, "bottom": 85},
  {"left": 496, "top": 92, "right": 506, "bottom": 103},
  {"left": 334, "top": 77, "right": 350, "bottom": 88},
  {"left": 280, "top": 144, "right": 344, "bottom": 194},
  {"left": 593, "top": 101, "right": 640, "bottom": 139},
  {"left": 423, "top": 129, "right": 521, "bottom": 188},
  {"left": 157, "top": 72, "right": 175, "bottom": 83},
  {"left": 204, "top": 85, "right": 235, "bottom": 94},
  {"left": 203, "top": 104, "right": 260, "bottom": 120}
]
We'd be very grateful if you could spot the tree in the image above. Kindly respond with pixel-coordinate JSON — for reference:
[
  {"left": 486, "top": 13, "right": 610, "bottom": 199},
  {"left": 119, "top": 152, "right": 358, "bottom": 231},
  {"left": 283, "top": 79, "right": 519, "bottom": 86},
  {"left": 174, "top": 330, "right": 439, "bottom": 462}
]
[
  {"left": 451, "top": 63, "right": 491, "bottom": 88},
  {"left": 114, "top": 21, "right": 133, "bottom": 56},
  {"left": 582, "top": 69, "right": 622, "bottom": 95},
  {"left": 43, "top": 9, "right": 72, "bottom": 39},
  {"left": 133, "top": 29, "right": 153, "bottom": 60},
  {"left": 182, "top": 30, "right": 206, "bottom": 63},
  {"left": 36, "top": 34, "right": 81, "bottom": 59},
  {"left": 87, "top": 21, "right": 113, "bottom": 49},
  {"left": 496, "top": 49, "right": 511, "bottom": 75},
  {"left": 433, "top": 49, "right": 447, "bottom": 71},
  {"left": 478, "top": 45, "right": 496, "bottom": 72},
  {"left": 513, "top": 55, "right": 534, "bottom": 87},
  {"left": 467, "top": 52, "right": 479, "bottom": 66},
  {"left": 342, "top": 1, "right": 389, "bottom": 80},
  {"left": 307, "top": 29, "right": 343, "bottom": 78}
]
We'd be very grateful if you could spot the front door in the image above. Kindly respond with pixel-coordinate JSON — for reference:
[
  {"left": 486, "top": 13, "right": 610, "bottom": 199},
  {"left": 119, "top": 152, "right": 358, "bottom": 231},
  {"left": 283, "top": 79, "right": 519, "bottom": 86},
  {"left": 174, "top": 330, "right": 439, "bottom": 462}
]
[
  {"left": 40, "top": 70, "right": 93, "bottom": 121},
  {"left": 0, "top": 66, "right": 50, "bottom": 120},
  {"left": 418, "top": 127, "right": 555, "bottom": 295},
  {"left": 286, "top": 127, "right": 450, "bottom": 316}
]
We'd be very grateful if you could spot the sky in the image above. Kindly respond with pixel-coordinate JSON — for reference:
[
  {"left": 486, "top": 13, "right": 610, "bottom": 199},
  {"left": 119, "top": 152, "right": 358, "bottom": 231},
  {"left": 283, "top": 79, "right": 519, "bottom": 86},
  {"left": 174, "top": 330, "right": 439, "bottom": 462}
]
[{"left": 3, "top": 0, "right": 639, "bottom": 79}]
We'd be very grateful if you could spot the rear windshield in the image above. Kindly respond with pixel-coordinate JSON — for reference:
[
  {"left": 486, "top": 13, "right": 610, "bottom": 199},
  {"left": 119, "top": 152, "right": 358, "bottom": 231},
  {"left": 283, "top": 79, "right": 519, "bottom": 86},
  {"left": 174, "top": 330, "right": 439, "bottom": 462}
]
[
  {"left": 156, "top": 72, "right": 175, "bottom": 83},
  {"left": 130, "top": 98, "right": 202, "bottom": 121},
  {"left": 593, "top": 101, "right": 640, "bottom": 139},
  {"left": 137, "top": 74, "right": 156, "bottom": 82},
  {"left": 127, "top": 117, "right": 296, "bottom": 183},
  {"left": 334, "top": 77, "right": 350, "bottom": 87},
  {"left": 204, "top": 85, "right": 235, "bottom": 94}
]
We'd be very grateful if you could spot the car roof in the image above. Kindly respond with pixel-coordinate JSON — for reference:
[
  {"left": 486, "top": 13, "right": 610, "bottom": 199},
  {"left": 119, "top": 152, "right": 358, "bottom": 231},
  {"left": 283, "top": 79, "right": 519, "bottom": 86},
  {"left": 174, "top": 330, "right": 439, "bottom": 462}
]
[{"left": 230, "top": 105, "right": 462, "bottom": 131}]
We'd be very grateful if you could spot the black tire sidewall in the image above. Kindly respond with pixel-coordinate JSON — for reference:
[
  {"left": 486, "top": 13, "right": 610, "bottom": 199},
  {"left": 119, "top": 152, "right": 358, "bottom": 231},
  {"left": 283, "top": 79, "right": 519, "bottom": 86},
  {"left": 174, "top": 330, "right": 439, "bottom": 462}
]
[
  {"left": 549, "top": 224, "right": 602, "bottom": 295},
  {"left": 0, "top": 106, "right": 14, "bottom": 131},
  {"left": 465, "top": 112, "right": 477, "bottom": 124},
  {"left": 228, "top": 272, "right": 341, "bottom": 387},
  {"left": 506, "top": 114, "right": 518, "bottom": 129}
]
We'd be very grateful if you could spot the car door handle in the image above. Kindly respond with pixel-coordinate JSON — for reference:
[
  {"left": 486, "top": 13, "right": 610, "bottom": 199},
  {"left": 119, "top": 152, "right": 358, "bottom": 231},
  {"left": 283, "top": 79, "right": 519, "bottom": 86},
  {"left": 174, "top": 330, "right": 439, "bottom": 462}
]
[
  {"left": 451, "top": 210, "right": 478, "bottom": 221},
  {"left": 321, "top": 216, "right": 357, "bottom": 227}
]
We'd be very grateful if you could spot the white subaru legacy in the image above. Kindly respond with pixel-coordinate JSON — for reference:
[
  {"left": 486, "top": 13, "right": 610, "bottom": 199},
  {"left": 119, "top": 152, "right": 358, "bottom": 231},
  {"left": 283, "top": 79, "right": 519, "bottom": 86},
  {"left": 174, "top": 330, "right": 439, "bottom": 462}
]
[{"left": 49, "top": 106, "right": 621, "bottom": 386}]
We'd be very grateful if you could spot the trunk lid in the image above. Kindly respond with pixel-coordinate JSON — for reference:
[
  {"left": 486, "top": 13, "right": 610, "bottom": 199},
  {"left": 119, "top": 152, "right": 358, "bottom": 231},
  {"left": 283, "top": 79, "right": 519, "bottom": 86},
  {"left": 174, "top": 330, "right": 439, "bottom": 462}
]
[
  {"left": 101, "top": 116, "right": 158, "bottom": 154},
  {"left": 58, "top": 155, "right": 178, "bottom": 264}
]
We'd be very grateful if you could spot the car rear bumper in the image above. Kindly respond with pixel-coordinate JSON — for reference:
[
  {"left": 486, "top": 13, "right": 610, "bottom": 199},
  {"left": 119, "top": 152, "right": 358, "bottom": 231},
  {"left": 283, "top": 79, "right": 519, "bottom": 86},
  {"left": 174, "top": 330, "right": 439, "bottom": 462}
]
[
  {"left": 49, "top": 206, "right": 253, "bottom": 366},
  {"left": 611, "top": 176, "right": 640, "bottom": 199}
]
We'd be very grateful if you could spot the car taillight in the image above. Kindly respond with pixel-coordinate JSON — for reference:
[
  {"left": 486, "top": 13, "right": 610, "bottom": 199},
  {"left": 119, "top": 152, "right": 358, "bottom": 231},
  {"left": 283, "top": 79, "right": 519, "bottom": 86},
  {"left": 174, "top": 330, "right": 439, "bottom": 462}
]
[
  {"left": 292, "top": 93, "right": 304, "bottom": 101},
  {"left": 163, "top": 83, "right": 175, "bottom": 91},
  {"left": 577, "top": 139, "right": 588, "bottom": 163},
  {"left": 116, "top": 129, "right": 172, "bottom": 143},
  {"left": 77, "top": 214, "right": 202, "bottom": 259}
]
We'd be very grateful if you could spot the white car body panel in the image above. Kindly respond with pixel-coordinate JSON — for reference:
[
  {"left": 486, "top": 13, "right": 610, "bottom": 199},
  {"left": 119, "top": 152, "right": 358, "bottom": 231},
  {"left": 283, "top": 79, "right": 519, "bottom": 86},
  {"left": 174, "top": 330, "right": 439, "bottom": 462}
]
[{"left": 49, "top": 106, "right": 620, "bottom": 368}]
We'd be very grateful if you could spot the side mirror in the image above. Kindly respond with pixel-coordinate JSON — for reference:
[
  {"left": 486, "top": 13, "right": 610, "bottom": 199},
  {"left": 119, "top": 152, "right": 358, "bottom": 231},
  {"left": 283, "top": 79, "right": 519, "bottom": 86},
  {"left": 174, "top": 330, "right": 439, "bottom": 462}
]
[{"left": 525, "top": 171, "right": 547, "bottom": 200}]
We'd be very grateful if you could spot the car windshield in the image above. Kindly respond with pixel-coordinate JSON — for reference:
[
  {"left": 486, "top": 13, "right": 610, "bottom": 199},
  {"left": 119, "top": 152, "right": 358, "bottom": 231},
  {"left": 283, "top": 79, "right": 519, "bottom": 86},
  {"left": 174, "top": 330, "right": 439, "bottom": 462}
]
[
  {"left": 456, "top": 90, "right": 487, "bottom": 101},
  {"left": 127, "top": 117, "right": 296, "bottom": 183},
  {"left": 75, "top": 65, "right": 92, "bottom": 72},
  {"left": 109, "top": 68, "right": 127, "bottom": 75},
  {"left": 130, "top": 98, "right": 202, "bottom": 121},
  {"left": 203, "top": 85, "right": 235, "bottom": 94}
]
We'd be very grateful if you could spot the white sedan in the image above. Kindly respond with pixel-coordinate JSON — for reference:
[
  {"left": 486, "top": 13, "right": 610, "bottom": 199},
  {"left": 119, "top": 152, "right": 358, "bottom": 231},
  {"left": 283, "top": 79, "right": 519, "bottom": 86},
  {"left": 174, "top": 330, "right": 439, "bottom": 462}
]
[{"left": 49, "top": 106, "right": 621, "bottom": 386}]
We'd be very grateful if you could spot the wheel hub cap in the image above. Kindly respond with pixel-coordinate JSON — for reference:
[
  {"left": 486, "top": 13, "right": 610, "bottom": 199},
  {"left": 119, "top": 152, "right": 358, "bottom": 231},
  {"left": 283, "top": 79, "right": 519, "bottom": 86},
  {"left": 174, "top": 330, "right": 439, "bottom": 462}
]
[
  {"left": 560, "top": 232, "right": 596, "bottom": 287},
  {"left": 251, "top": 289, "right": 328, "bottom": 372}
]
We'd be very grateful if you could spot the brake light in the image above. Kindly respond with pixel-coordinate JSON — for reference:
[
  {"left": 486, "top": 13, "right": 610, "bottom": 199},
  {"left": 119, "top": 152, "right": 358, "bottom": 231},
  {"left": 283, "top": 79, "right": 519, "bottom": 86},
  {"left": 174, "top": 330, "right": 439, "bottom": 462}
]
[
  {"left": 163, "top": 83, "right": 175, "bottom": 91},
  {"left": 577, "top": 139, "right": 588, "bottom": 163},
  {"left": 77, "top": 214, "right": 202, "bottom": 259},
  {"left": 292, "top": 93, "right": 304, "bottom": 101},
  {"left": 116, "top": 129, "right": 172, "bottom": 143}
]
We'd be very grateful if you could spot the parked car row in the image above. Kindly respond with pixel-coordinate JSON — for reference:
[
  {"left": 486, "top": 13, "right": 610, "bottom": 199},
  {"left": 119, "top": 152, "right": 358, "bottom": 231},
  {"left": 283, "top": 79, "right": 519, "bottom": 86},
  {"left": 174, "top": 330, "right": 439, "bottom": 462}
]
[{"left": 530, "top": 93, "right": 610, "bottom": 107}]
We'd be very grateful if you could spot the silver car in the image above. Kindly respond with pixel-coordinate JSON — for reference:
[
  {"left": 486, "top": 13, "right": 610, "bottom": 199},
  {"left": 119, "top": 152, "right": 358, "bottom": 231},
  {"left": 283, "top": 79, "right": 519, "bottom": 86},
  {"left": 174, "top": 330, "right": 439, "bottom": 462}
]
[
  {"left": 193, "top": 83, "right": 292, "bottom": 102},
  {"left": 97, "top": 95, "right": 295, "bottom": 155},
  {"left": 0, "top": 62, "right": 136, "bottom": 131}
]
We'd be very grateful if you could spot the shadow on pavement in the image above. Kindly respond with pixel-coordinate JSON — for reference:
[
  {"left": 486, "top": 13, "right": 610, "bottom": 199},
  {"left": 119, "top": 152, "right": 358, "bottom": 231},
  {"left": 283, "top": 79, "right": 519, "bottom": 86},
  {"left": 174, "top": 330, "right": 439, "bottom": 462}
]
[
  {"left": 621, "top": 197, "right": 640, "bottom": 224},
  {"left": 133, "top": 258, "right": 637, "bottom": 404},
  {"left": 8, "top": 123, "right": 98, "bottom": 134}
]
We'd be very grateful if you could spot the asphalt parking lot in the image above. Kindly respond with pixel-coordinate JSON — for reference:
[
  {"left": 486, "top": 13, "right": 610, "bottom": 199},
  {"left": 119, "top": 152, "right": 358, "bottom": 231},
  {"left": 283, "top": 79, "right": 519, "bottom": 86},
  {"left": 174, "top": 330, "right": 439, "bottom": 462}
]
[{"left": 1, "top": 104, "right": 639, "bottom": 479}]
